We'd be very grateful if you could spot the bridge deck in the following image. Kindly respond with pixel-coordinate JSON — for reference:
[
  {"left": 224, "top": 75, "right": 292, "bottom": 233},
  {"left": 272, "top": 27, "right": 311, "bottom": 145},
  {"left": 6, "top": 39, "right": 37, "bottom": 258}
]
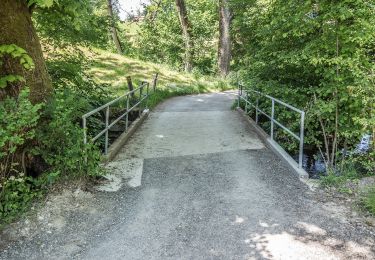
[
  {"left": 2, "top": 92, "right": 373, "bottom": 259},
  {"left": 90, "top": 92, "right": 374, "bottom": 259}
]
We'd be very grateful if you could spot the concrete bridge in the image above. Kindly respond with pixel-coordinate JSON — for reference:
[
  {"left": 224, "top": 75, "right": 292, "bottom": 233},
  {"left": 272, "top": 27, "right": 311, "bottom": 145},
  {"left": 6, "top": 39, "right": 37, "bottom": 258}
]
[
  {"left": 89, "top": 92, "right": 375, "bottom": 259},
  {"left": 1, "top": 92, "right": 374, "bottom": 259}
]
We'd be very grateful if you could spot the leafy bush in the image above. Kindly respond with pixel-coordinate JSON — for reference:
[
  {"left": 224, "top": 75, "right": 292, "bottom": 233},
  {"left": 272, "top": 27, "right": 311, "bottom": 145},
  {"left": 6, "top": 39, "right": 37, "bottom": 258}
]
[
  {"left": 0, "top": 88, "right": 44, "bottom": 224},
  {"left": 0, "top": 175, "right": 43, "bottom": 224},
  {"left": 0, "top": 88, "right": 42, "bottom": 177},
  {"left": 232, "top": 0, "right": 375, "bottom": 169},
  {"left": 351, "top": 151, "right": 375, "bottom": 176},
  {"left": 0, "top": 88, "right": 102, "bottom": 225},
  {"left": 46, "top": 52, "right": 113, "bottom": 104},
  {"left": 0, "top": 47, "right": 106, "bottom": 225},
  {"left": 34, "top": 90, "right": 102, "bottom": 178}
]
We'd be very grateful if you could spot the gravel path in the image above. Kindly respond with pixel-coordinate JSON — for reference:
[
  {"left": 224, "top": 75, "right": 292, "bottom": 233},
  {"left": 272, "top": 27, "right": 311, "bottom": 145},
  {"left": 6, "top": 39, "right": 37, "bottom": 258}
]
[{"left": 1, "top": 91, "right": 374, "bottom": 260}]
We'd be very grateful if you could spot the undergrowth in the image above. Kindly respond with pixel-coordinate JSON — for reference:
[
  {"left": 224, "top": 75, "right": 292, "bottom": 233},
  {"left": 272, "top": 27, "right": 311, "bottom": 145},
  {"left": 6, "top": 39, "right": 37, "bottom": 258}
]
[
  {"left": 362, "top": 188, "right": 375, "bottom": 215},
  {"left": 0, "top": 51, "right": 105, "bottom": 226}
]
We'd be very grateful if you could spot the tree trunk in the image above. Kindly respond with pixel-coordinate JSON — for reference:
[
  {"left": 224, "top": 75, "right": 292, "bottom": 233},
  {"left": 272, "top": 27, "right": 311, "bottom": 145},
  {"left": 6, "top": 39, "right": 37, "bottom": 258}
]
[
  {"left": 175, "top": 0, "right": 193, "bottom": 72},
  {"left": 0, "top": 0, "right": 52, "bottom": 103},
  {"left": 107, "top": 0, "right": 123, "bottom": 54},
  {"left": 218, "top": 0, "right": 231, "bottom": 77}
]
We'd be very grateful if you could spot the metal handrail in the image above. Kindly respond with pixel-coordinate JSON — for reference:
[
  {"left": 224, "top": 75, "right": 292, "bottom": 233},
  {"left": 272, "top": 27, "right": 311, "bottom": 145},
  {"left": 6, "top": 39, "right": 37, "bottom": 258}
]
[
  {"left": 82, "top": 81, "right": 150, "bottom": 155},
  {"left": 238, "top": 84, "right": 305, "bottom": 168}
]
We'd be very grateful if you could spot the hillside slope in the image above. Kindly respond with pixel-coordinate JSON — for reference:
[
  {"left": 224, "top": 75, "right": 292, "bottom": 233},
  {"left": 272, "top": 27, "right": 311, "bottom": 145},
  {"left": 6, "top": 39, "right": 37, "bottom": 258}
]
[{"left": 87, "top": 48, "right": 231, "bottom": 95}]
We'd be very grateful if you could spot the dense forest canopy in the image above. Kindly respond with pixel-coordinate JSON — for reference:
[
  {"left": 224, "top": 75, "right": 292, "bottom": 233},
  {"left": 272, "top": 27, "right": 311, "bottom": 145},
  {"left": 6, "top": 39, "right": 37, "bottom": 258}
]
[{"left": 0, "top": 0, "right": 374, "bottom": 222}]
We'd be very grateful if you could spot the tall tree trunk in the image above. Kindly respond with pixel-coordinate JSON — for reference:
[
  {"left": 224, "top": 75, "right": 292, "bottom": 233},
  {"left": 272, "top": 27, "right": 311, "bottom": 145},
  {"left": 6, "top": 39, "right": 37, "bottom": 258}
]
[
  {"left": 218, "top": 0, "right": 231, "bottom": 77},
  {"left": 175, "top": 0, "right": 193, "bottom": 72},
  {"left": 0, "top": 0, "right": 52, "bottom": 103},
  {"left": 107, "top": 0, "right": 123, "bottom": 54}
]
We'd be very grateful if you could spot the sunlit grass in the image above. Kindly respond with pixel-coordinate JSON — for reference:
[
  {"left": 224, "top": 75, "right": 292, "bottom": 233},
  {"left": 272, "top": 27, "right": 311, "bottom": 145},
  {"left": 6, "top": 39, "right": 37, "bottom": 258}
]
[{"left": 86, "top": 48, "right": 232, "bottom": 96}]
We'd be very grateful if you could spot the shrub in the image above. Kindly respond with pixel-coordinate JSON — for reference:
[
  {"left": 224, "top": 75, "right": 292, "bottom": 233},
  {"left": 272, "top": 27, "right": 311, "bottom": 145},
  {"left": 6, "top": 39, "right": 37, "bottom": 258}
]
[
  {"left": 34, "top": 90, "right": 102, "bottom": 178},
  {"left": 0, "top": 53, "right": 105, "bottom": 225},
  {"left": 0, "top": 175, "right": 43, "bottom": 224},
  {"left": 0, "top": 88, "right": 42, "bottom": 178}
]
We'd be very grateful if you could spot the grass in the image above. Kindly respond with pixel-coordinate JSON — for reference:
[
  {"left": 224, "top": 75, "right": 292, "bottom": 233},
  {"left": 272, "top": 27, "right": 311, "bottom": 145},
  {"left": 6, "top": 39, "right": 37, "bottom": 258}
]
[
  {"left": 319, "top": 163, "right": 375, "bottom": 215},
  {"left": 320, "top": 164, "right": 362, "bottom": 196},
  {"left": 362, "top": 188, "right": 375, "bottom": 215},
  {"left": 86, "top": 48, "right": 233, "bottom": 96}
]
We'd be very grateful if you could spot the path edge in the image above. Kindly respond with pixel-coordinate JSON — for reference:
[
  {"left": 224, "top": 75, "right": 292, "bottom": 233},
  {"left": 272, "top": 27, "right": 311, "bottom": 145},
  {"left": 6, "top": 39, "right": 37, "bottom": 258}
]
[
  {"left": 236, "top": 107, "right": 309, "bottom": 179},
  {"left": 103, "top": 109, "right": 149, "bottom": 163}
]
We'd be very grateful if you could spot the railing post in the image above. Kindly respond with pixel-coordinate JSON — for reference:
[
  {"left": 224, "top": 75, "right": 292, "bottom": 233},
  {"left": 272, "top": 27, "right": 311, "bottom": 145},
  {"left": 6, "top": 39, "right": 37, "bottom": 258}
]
[
  {"left": 83, "top": 117, "right": 87, "bottom": 145},
  {"left": 237, "top": 83, "right": 240, "bottom": 108},
  {"left": 83, "top": 116, "right": 87, "bottom": 164},
  {"left": 299, "top": 112, "right": 305, "bottom": 168},
  {"left": 105, "top": 106, "right": 109, "bottom": 155},
  {"left": 271, "top": 99, "right": 275, "bottom": 140},
  {"left": 152, "top": 73, "right": 158, "bottom": 92},
  {"left": 146, "top": 83, "right": 149, "bottom": 109},
  {"left": 139, "top": 85, "right": 143, "bottom": 117},
  {"left": 255, "top": 97, "right": 259, "bottom": 124},
  {"left": 126, "top": 95, "right": 129, "bottom": 132},
  {"left": 245, "top": 91, "right": 249, "bottom": 114}
]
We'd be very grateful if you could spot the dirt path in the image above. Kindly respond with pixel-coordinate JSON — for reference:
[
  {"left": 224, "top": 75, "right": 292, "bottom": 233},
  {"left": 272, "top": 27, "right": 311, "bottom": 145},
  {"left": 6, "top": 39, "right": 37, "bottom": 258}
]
[{"left": 1, "top": 92, "right": 374, "bottom": 259}]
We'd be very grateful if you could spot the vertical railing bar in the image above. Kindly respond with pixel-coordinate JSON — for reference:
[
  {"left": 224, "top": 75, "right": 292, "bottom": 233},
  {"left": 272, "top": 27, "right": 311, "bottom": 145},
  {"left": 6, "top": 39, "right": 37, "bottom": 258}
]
[
  {"left": 237, "top": 83, "right": 240, "bottom": 108},
  {"left": 139, "top": 84, "right": 143, "bottom": 117},
  {"left": 82, "top": 76, "right": 156, "bottom": 156},
  {"left": 245, "top": 91, "right": 248, "bottom": 114},
  {"left": 146, "top": 83, "right": 149, "bottom": 109},
  {"left": 299, "top": 112, "right": 305, "bottom": 169},
  {"left": 83, "top": 116, "right": 87, "bottom": 164},
  {"left": 255, "top": 96, "right": 259, "bottom": 124},
  {"left": 126, "top": 95, "right": 129, "bottom": 132},
  {"left": 271, "top": 99, "right": 275, "bottom": 140},
  {"left": 105, "top": 106, "right": 109, "bottom": 155},
  {"left": 236, "top": 85, "right": 305, "bottom": 170},
  {"left": 83, "top": 117, "right": 87, "bottom": 145}
]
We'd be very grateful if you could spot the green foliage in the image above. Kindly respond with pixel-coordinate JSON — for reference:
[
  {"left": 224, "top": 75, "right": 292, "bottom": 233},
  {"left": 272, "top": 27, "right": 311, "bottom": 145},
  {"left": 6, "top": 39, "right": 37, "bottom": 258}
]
[
  {"left": 232, "top": 0, "right": 375, "bottom": 169},
  {"left": 351, "top": 151, "right": 375, "bottom": 174},
  {"left": 0, "top": 44, "right": 35, "bottom": 89},
  {"left": 133, "top": 0, "right": 218, "bottom": 74},
  {"left": 27, "top": 0, "right": 54, "bottom": 8},
  {"left": 320, "top": 166, "right": 359, "bottom": 188},
  {"left": 0, "top": 75, "right": 25, "bottom": 89},
  {"left": 0, "top": 88, "right": 42, "bottom": 176},
  {"left": 34, "top": 91, "right": 102, "bottom": 178},
  {"left": 46, "top": 51, "right": 113, "bottom": 104},
  {"left": 0, "top": 44, "right": 34, "bottom": 70},
  {"left": 34, "top": 0, "right": 109, "bottom": 47},
  {"left": 362, "top": 187, "right": 375, "bottom": 215},
  {"left": 0, "top": 87, "right": 103, "bottom": 226},
  {"left": 0, "top": 43, "right": 104, "bottom": 225},
  {"left": 0, "top": 89, "right": 43, "bottom": 225},
  {"left": 147, "top": 79, "right": 232, "bottom": 109},
  {"left": 0, "top": 175, "right": 43, "bottom": 224}
]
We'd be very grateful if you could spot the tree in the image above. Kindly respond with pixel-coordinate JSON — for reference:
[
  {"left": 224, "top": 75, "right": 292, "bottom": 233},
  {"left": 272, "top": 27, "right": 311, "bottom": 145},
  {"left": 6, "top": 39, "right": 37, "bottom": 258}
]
[
  {"left": 231, "top": 0, "right": 375, "bottom": 169},
  {"left": 218, "top": 0, "right": 231, "bottom": 77},
  {"left": 0, "top": 0, "right": 53, "bottom": 103},
  {"left": 175, "top": 0, "right": 194, "bottom": 72},
  {"left": 107, "top": 0, "right": 123, "bottom": 54},
  {"left": 136, "top": 0, "right": 217, "bottom": 74}
]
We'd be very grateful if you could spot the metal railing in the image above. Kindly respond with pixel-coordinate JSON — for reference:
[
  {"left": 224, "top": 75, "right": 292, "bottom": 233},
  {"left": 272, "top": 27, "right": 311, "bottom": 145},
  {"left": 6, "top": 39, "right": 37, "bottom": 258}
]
[
  {"left": 82, "top": 81, "right": 150, "bottom": 155},
  {"left": 238, "top": 84, "right": 305, "bottom": 168}
]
